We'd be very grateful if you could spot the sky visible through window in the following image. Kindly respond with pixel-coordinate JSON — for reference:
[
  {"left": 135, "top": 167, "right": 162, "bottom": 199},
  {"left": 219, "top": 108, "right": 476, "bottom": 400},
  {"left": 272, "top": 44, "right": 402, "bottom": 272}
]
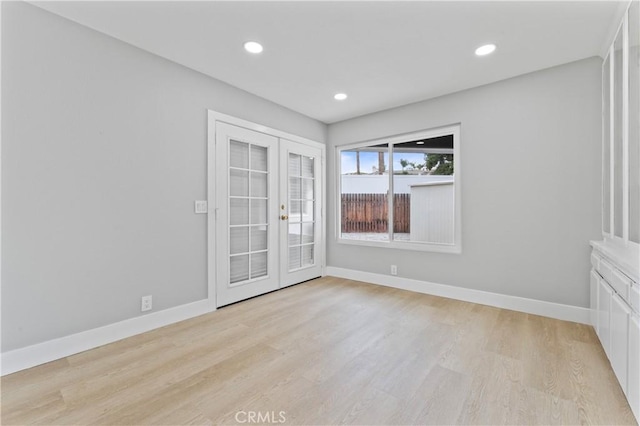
[{"left": 341, "top": 151, "right": 425, "bottom": 174}]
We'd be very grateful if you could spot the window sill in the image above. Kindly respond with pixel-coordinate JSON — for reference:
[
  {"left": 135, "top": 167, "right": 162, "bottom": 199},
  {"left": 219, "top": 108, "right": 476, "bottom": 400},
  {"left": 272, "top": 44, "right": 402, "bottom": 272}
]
[{"left": 337, "top": 236, "right": 461, "bottom": 254}]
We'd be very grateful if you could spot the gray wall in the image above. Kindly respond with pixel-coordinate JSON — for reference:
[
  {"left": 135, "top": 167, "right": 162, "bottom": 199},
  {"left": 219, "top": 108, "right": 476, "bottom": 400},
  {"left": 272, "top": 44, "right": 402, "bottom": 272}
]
[
  {"left": 327, "top": 57, "right": 602, "bottom": 308},
  {"left": 1, "top": 2, "right": 326, "bottom": 352}
]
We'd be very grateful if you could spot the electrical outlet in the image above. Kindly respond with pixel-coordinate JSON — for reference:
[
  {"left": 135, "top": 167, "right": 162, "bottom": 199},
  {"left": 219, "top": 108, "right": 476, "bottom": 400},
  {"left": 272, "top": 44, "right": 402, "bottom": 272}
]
[
  {"left": 141, "top": 295, "right": 153, "bottom": 312},
  {"left": 390, "top": 265, "right": 398, "bottom": 276}
]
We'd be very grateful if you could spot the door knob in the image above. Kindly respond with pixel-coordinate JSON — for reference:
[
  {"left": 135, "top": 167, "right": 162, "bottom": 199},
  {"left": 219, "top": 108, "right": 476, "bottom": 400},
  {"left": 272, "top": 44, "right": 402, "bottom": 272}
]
[{"left": 281, "top": 215, "right": 289, "bottom": 220}]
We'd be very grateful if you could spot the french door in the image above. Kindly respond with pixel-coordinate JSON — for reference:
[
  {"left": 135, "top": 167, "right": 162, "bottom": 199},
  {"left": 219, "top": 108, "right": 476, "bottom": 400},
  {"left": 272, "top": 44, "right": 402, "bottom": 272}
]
[
  {"left": 280, "top": 139, "right": 323, "bottom": 287},
  {"left": 215, "top": 122, "right": 322, "bottom": 307}
]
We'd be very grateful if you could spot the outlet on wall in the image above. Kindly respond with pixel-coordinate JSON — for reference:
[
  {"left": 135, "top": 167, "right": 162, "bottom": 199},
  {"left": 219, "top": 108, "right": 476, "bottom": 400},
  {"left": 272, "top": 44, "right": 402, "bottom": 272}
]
[
  {"left": 390, "top": 265, "right": 398, "bottom": 276},
  {"left": 141, "top": 295, "right": 153, "bottom": 312}
]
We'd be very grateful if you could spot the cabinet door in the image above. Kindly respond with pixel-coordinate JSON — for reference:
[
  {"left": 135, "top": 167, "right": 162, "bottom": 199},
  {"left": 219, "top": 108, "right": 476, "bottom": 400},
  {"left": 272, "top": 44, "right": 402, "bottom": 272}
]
[
  {"left": 611, "top": 294, "right": 630, "bottom": 394},
  {"left": 630, "top": 315, "right": 640, "bottom": 421},
  {"left": 599, "top": 280, "right": 613, "bottom": 357},
  {"left": 591, "top": 270, "right": 600, "bottom": 328}
]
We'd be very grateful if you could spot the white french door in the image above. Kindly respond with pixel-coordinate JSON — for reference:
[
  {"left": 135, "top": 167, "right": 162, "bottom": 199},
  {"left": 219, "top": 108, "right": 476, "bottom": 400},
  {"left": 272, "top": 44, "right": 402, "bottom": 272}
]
[
  {"left": 215, "top": 123, "right": 280, "bottom": 306},
  {"left": 214, "top": 122, "right": 322, "bottom": 307},
  {"left": 279, "top": 139, "right": 323, "bottom": 287}
]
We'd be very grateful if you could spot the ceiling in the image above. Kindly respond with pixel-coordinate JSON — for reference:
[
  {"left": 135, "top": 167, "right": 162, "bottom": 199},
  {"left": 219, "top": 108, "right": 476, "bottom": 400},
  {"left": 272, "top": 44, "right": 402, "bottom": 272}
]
[{"left": 32, "top": 1, "right": 624, "bottom": 124}]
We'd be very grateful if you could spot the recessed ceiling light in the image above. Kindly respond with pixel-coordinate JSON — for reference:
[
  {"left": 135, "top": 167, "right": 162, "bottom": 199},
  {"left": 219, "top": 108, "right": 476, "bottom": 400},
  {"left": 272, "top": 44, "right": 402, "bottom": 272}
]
[
  {"left": 475, "top": 44, "right": 496, "bottom": 56},
  {"left": 334, "top": 93, "right": 347, "bottom": 101},
  {"left": 416, "top": 141, "right": 425, "bottom": 145},
  {"left": 244, "top": 41, "right": 263, "bottom": 54}
]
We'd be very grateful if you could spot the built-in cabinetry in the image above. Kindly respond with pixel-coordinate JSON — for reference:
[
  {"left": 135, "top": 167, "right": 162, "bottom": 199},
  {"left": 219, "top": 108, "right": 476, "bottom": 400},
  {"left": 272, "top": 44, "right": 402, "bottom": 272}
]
[
  {"left": 591, "top": 0, "right": 640, "bottom": 421},
  {"left": 591, "top": 244, "right": 639, "bottom": 420}
]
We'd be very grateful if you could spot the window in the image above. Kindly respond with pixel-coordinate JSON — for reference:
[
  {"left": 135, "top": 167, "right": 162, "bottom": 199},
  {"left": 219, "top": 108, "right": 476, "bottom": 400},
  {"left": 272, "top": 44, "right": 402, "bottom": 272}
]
[
  {"left": 337, "top": 124, "right": 461, "bottom": 253},
  {"left": 602, "top": 3, "right": 640, "bottom": 246}
]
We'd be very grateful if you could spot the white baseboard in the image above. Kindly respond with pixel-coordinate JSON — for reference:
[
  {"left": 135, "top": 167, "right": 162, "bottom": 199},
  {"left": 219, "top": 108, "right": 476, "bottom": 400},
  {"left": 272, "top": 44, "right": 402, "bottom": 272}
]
[
  {"left": 326, "top": 266, "right": 590, "bottom": 325},
  {"left": 1, "top": 299, "right": 213, "bottom": 376}
]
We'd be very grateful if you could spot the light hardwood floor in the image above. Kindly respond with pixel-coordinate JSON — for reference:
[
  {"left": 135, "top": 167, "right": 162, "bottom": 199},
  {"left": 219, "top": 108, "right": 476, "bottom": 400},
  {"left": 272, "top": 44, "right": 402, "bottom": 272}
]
[{"left": 1, "top": 276, "right": 637, "bottom": 425}]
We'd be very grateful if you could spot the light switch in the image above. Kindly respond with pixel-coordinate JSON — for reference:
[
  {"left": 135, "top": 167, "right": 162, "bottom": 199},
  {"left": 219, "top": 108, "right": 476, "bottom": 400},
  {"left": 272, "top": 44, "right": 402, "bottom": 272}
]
[{"left": 194, "top": 200, "right": 208, "bottom": 214}]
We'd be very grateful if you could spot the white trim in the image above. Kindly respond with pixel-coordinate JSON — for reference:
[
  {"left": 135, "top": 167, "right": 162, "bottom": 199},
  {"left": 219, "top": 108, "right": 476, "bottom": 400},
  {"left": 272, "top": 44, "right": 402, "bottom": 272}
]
[
  {"left": 603, "top": 50, "right": 612, "bottom": 238},
  {"left": 207, "top": 110, "right": 324, "bottom": 151},
  {"left": 207, "top": 112, "right": 217, "bottom": 312},
  {"left": 611, "top": 45, "right": 616, "bottom": 236},
  {"left": 1, "top": 299, "right": 211, "bottom": 376},
  {"left": 321, "top": 151, "right": 327, "bottom": 276},
  {"left": 326, "top": 266, "right": 590, "bottom": 325},
  {"left": 622, "top": 14, "right": 630, "bottom": 242},
  {"left": 0, "top": 0, "right": 4, "bottom": 370},
  {"left": 388, "top": 145, "right": 395, "bottom": 242},
  {"left": 337, "top": 237, "right": 462, "bottom": 254}
]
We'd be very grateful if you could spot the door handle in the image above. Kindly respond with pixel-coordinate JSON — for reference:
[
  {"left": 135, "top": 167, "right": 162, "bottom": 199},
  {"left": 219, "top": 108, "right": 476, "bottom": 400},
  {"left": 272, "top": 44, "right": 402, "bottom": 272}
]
[{"left": 281, "top": 215, "right": 289, "bottom": 220}]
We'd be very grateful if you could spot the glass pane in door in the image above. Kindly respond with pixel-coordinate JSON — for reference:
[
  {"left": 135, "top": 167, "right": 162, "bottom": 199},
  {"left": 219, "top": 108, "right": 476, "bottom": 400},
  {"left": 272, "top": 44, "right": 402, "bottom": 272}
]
[
  {"left": 229, "top": 140, "right": 269, "bottom": 284},
  {"left": 288, "top": 153, "right": 315, "bottom": 271}
]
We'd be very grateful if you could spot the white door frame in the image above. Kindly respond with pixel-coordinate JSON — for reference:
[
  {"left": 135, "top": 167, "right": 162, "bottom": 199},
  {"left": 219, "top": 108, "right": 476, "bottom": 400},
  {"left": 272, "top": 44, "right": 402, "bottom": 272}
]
[{"left": 207, "top": 110, "right": 326, "bottom": 310}]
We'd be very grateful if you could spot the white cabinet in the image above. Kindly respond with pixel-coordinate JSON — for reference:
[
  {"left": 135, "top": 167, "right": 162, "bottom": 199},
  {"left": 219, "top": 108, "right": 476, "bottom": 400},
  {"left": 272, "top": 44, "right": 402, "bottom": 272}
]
[
  {"left": 598, "top": 277, "right": 613, "bottom": 356},
  {"left": 611, "top": 293, "right": 630, "bottom": 393},
  {"left": 629, "top": 315, "right": 640, "bottom": 419},
  {"left": 590, "top": 270, "right": 599, "bottom": 329},
  {"left": 591, "top": 244, "right": 639, "bottom": 422},
  {"left": 594, "top": 2, "right": 639, "bottom": 420}
]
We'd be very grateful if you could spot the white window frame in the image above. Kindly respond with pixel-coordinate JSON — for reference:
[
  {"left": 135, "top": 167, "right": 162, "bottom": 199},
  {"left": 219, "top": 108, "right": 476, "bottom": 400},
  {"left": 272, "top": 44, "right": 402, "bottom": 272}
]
[
  {"left": 602, "top": 7, "right": 639, "bottom": 252},
  {"left": 336, "top": 123, "right": 461, "bottom": 254}
]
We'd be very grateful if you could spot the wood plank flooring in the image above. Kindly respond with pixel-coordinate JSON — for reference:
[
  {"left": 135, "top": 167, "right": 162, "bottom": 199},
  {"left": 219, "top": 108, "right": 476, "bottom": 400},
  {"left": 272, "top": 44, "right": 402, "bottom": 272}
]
[{"left": 1, "top": 276, "right": 637, "bottom": 425}]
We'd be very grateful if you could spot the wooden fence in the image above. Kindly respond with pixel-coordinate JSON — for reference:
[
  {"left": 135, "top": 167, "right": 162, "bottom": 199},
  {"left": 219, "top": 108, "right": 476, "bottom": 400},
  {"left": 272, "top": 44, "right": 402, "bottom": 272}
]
[{"left": 341, "top": 194, "right": 410, "bottom": 233}]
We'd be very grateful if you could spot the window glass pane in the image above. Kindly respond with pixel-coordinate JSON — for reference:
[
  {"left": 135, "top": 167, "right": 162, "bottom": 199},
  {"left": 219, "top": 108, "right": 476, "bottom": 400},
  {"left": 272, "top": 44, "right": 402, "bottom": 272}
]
[
  {"left": 302, "top": 156, "right": 314, "bottom": 178},
  {"left": 289, "top": 246, "right": 301, "bottom": 270},
  {"left": 250, "top": 145, "right": 267, "bottom": 172},
  {"left": 230, "top": 255, "right": 249, "bottom": 284},
  {"left": 250, "top": 199, "right": 267, "bottom": 225},
  {"left": 340, "top": 144, "right": 390, "bottom": 241},
  {"left": 302, "top": 178, "right": 314, "bottom": 200},
  {"left": 289, "top": 223, "right": 301, "bottom": 246},
  {"left": 289, "top": 153, "right": 301, "bottom": 177},
  {"left": 603, "top": 54, "right": 611, "bottom": 234},
  {"left": 289, "top": 199, "right": 301, "bottom": 217},
  {"left": 251, "top": 226, "right": 268, "bottom": 251},
  {"left": 230, "top": 169, "right": 249, "bottom": 196},
  {"left": 250, "top": 252, "right": 267, "bottom": 279},
  {"left": 614, "top": 29, "right": 624, "bottom": 237},
  {"left": 629, "top": 1, "right": 640, "bottom": 243},
  {"left": 302, "top": 201, "right": 314, "bottom": 221},
  {"left": 230, "top": 198, "right": 249, "bottom": 225},
  {"left": 302, "top": 223, "right": 314, "bottom": 244},
  {"left": 289, "top": 177, "right": 301, "bottom": 200},
  {"left": 393, "top": 137, "right": 454, "bottom": 244},
  {"left": 250, "top": 172, "right": 267, "bottom": 197},
  {"left": 230, "top": 140, "right": 249, "bottom": 169},
  {"left": 302, "top": 245, "right": 314, "bottom": 267},
  {"left": 230, "top": 227, "right": 249, "bottom": 255}
]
